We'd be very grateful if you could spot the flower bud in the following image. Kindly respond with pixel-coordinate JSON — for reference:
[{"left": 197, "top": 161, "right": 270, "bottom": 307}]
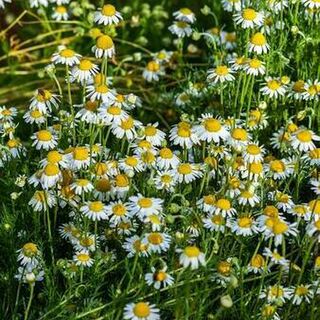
[{"left": 220, "top": 295, "right": 233, "bottom": 308}]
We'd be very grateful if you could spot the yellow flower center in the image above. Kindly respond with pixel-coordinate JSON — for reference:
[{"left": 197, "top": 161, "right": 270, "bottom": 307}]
[
  {"left": 296, "top": 130, "right": 312, "bottom": 142},
  {"left": 73, "top": 147, "right": 89, "bottom": 161},
  {"left": 295, "top": 286, "right": 309, "bottom": 296},
  {"left": 270, "top": 286, "right": 284, "bottom": 297},
  {"left": 85, "top": 100, "right": 98, "bottom": 111},
  {"left": 145, "top": 126, "right": 157, "bottom": 136},
  {"left": 216, "top": 199, "right": 231, "bottom": 210},
  {"left": 147, "top": 61, "right": 160, "bottom": 72},
  {"left": 270, "top": 160, "right": 285, "bottom": 173},
  {"left": 23, "top": 243, "right": 38, "bottom": 255},
  {"left": 120, "top": 117, "right": 134, "bottom": 130},
  {"left": 77, "top": 253, "right": 90, "bottom": 262},
  {"left": 60, "top": 49, "right": 75, "bottom": 58},
  {"left": 184, "top": 246, "right": 200, "bottom": 257},
  {"left": 249, "top": 58, "right": 262, "bottom": 68},
  {"left": 89, "top": 201, "right": 104, "bottom": 212},
  {"left": 107, "top": 106, "right": 121, "bottom": 115},
  {"left": 262, "top": 305, "right": 276, "bottom": 317},
  {"left": 309, "top": 148, "right": 320, "bottom": 159},
  {"left": 215, "top": 65, "right": 229, "bottom": 76},
  {"left": 314, "top": 220, "right": 320, "bottom": 230},
  {"left": 56, "top": 5, "right": 67, "bottom": 14},
  {"left": 204, "top": 195, "right": 215, "bottom": 205},
  {"left": 231, "top": 128, "right": 247, "bottom": 141},
  {"left": 76, "top": 179, "right": 89, "bottom": 187},
  {"left": 242, "top": 8, "right": 257, "bottom": 20},
  {"left": 251, "top": 32, "right": 266, "bottom": 46},
  {"left": 138, "top": 198, "right": 152, "bottom": 208},
  {"left": 2, "top": 109, "right": 11, "bottom": 116},
  {"left": 157, "top": 52, "right": 166, "bottom": 60},
  {"left": 217, "top": 261, "right": 231, "bottom": 275},
  {"left": 112, "top": 204, "right": 127, "bottom": 216},
  {"left": 94, "top": 162, "right": 107, "bottom": 175},
  {"left": 36, "top": 89, "right": 52, "bottom": 102},
  {"left": 250, "top": 254, "right": 265, "bottom": 268},
  {"left": 204, "top": 118, "right": 222, "bottom": 132},
  {"left": 147, "top": 232, "right": 163, "bottom": 245},
  {"left": 267, "top": 80, "right": 281, "bottom": 91},
  {"left": 263, "top": 206, "right": 279, "bottom": 218},
  {"left": 30, "top": 109, "right": 42, "bottom": 118},
  {"left": 34, "top": 191, "right": 46, "bottom": 202},
  {"left": 138, "top": 140, "right": 152, "bottom": 149},
  {"left": 212, "top": 214, "right": 224, "bottom": 225},
  {"left": 309, "top": 199, "right": 320, "bottom": 215},
  {"left": 177, "top": 122, "right": 191, "bottom": 137},
  {"left": 47, "top": 150, "right": 62, "bottom": 163},
  {"left": 115, "top": 174, "right": 129, "bottom": 187},
  {"left": 178, "top": 163, "right": 192, "bottom": 175},
  {"left": 95, "top": 84, "right": 109, "bottom": 93},
  {"left": 161, "top": 174, "right": 172, "bottom": 184},
  {"left": 180, "top": 7, "right": 192, "bottom": 14},
  {"left": 125, "top": 157, "right": 138, "bottom": 167},
  {"left": 293, "top": 80, "right": 305, "bottom": 92},
  {"left": 44, "top": 164, "right": 59, "bottom": 176},
  {"left": 155, "top": 271, "right": 167, "bottom": 281},
  {"left": 238, "top": 217, "right": 252, "bottom": 228},
  {"left": 247, "top": 144, "right": 261, "bottom": 155},
  {"left": 176, "top": 21, "right": 188, "bottom": 28},
  {"left": 37, "top": 130, "right": 52, "bottom": 141},
  {"left": 159, "top": 148, "right": 173, "bottom": 159},
  {"left": 133, "top": 302, "right": 150, "bottom": 318},
  {"left": 96, "top": 35, "right": 114, "bottom": 50},
  {"left": 102, "top": 4, "right": 116, "bottom": 16},
  {"left": 272, "top": 220, "right": 288, "bottom": 234},
  {"left": 79, "top": 59, "right": 93, "bottom": 71},
  {"left": 80, "top": 237, "right": 94, "bottom": 247},
  {"left": 95, "top": 178, "right": 111, "bottom": 192}
]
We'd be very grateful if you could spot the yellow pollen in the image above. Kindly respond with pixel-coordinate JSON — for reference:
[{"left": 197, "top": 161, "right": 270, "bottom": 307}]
[
  {"left": 36, "top": 89, "right": 52, "bottom": 102},
  {"left": 180, "top": 7, "right": 192, "bottom": 14},
  {"left": 112, "top": 204, "right": 126, "bottom": 216},
  {"left": 120, "top": 117, "right": 134, "bottom": 130},
  {"left": 267, "top": 80, "right": 281, "bottom": 90},
  {"left": 145, "top": 126, "right": 157, "bottom": 136},
  {"left": 44, "top": 164, "right": 59, "bottom": 176},
  {"left": 212, "top": 214, "right": 224, "bottom": 225},
  {"left": 23, "top": 243, "right": 38, "bottom": 255},
  {"left": 125, "top": 157, "right": 138, "bottom": 167},
  {"left": 7, "top": 139, "right": 19, "bottom": 148},
  {"left": 242, "top": 8, "right": 257, "bottom": 20},
  {"left": 85, "top": 100, "right": 98, "bottom": 111},
  {"left": 89, "top": 201, "right": 104, "bottom": 212},
  {"left": 217, "top": 261, "right": 231, "bottom": 275},
  {"left": 147, "top": 61, "right": 160, "bottom": 72},
  {"left": 249, "top": 58, "right": 262, "bottom": 68},
  {"left": 56, "top": 5, "right": 67, "bottom": 14},
  {"left": 250, "top": 254, "right": 265, "bottom": 268},
  {"left": 133, "top": 302, "right": 151, "bottom": 318},
  {"left": 60, "top": 49, "right": 75, "bottom": 58},
  {"left": 73, "top": 147, "right": 89, "bottom": 161},
  {"left": 270, "top": 160, "right": 285, "bottom": 173},
  {"left": 178, "top": 163, "right": 192, "bottom": 175},
  {"left": 177, "top": 122, "right": 191, "bottom": 137},
  {"left": 115, "top": 174, "right": 129, "bottom": 187},
  {"left": 295, "top": 286, "right": 309, "bottom": 296},
  {"left": 155, "top": 271, "right": 167, "bottom": 281},
  {"left": 216, "top": 198, "right": 231, "bottom": 210},
  {"left": 147, "top": 233, "right": 163, "bottom": 245},
  {"left": 79, "top": 59, "right": 93, "bottom": 71},
  {"left": 95, "top": 178, "right": 111, "bottom": 192},
  {"left": 296, "top": 130, "right": 312, "bottom": 143},
  {"left": 231, "top": 128, "right": 247, "bottom": 141},
  {"left": 263, "top": 206, "right": 279, "bottom": 218},
  {"left": 138, "top": 198, "right": 152, "bottom": 208},
  {"left": 215, "top": 65, "right": 229, "bottom": 76},
  {"left": 159, "top": 148, "right": 173, "bottom": 159},
  {"left": 37, "top": 130, "right": 52, "bottom": 141},
  {"left": 95, "top": 84, "right": 109, "bottom": 93},
  {"left": 77, "top": 253, "right": 90, "bottom": 262},
  {"left": 161, "top": 174, "right": 172, "bottom": 184},
  {"left": 238, "top": 217, "right": 252, "bottom": 228},
  {"left": 204, "top": 195, "right": 215, "bottom": 205},
  {"left": 272, "top": 220, "right": 288, "bottom": 234},
  {"left": 76, "top": 179, "right": 89, "bottom": 187},
  {"left": 96, "top": 35, "right": 114, "bottom": 50},
  {"left": 107, "top": 106, "right": 121, "bottom": 115},
  {"left": 251, "top": 32, "right": 266, "bottom": 46},
  {"left": 184, "top": 246, "right": 200, "bottom": 257},
  {"left": 102, "top": 4, "right": 116, "bottom": 16},
  {"left": 47, "top": 150, "right": 62, "bottom": 163},
  {"left": 247, "top": 144, "right": 260, "bottom": 155},
  {"left": 204, "top": 118, "right": 222, "bottom": 132},
  {"left": 30, "top": 109, "right": 42, "bottom": 118},
  {"left": 309, "top": 148, "right": 320, "bottom": 159},
  {"left": 250, "top": 162, "right": 263, "bottom": 174}
]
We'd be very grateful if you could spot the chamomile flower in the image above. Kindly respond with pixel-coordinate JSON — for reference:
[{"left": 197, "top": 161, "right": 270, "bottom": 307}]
[
  {"left": 260, "top": 285, "right": 291, "bottom": 304},
  {"left": 145, "top": 232, "right": 171, "bottom": 253},
  {"left": 86, "top": 83, "right": 115, "bottom": 103},
  {"left": 98, "top": 104, "right": 128, "bottom": 125},
  {"left": 266, "top": 159, "right": 294, "bottom": 180},
  {"left": 203, "top": 214, "right": 226, "bottom": 232},
  {"left": 291, "top": 129, "right": 320, "bottom": 152},
  {"left": 94, "top": 4, "right": 123, "bottom": 26},
  {"left": 123, "top": 301, "right": 160, "bottom": 320},
  {"left": 154, "top": 171, "right": 177, "bottom": 192},
  {"left": 156, "top": 147, "right": 180, "bottom": 169},
  {"left": 248, "top": 32, "right": 269, "bottom": 54},
  {"left": 119, "top": 156, "right": 144, "bottom": 175},
  {"left": 244, "top": 58, "right": 266, "bottom": 76},
  {"left": 260, "top": 77, "right": 287, "bottom": 98},
  {"left": 29, "top": 190, "right": 56, "bottom": 212},
  {"left": 168, "top": 21, "right": 193, "bottom": 38},
  {"left": 265, "top": 219, "right": 298, "bottom": 246},
  {"left": 288, "top": 80, "right": 306, "bottom": 100},
  {"left": 68, "top": 146, "right": 92, "bottom": 170},
  {"left": 169, "top": 121, "right": 199, "bottom": 149},
  {"left": 40, "top": 163, "right": 61, "bottom": 189},
  {"left": 207, "top": 65, "right": 235, "bottom": 84},
  {"left": 71, "top": 58, "right": 99, "bottom": 84},
  {"left": 289, "top": 204, "right": 310, "bottom": 221},
  {"left": 220, "top": 31, "right": 237, "bottom": 50},
  {"left": 238, "top": 189, "right": 260, "bottom": 207},
  {"left": 112, "top": 116, "right": 142, "bottom": 141},
  {"left": 267, "top": 0, "right": 288, "bottom": 13},
  {"left": 173, "top": 8, "right": 196, "bottom": 23},
  {"left": 243, "top": 143, "right": 265, "bottom": 163},
  {"left": 145, "top": 266, "right": 174, "bottom": 289},
  {"left": 70, "top": 179, "right": 94, "bottom": 195},
  {"left": 196, "top": 114, "right": 229, "bottom": 143},
  {"left": 31, "top": 130, "right": 58, "bottom": 150},
  {"left": 17, "top": 242, "right": 40, "bottom": 267},
  {"left": 29, "top": 0, "right": 48, "bottom": 8},
  {"left": 123, "top": 235, "right": 149, "bottom": 258},
  {"left": 73, "top": 251, "right": 94, "bottom": 267},
  {"left": 80, "top": 201, "right": 107, "bottom": 221},
  {"left": 247, "top": 254, "right": 266, "bottom": 274},
  {"left": 106, "top": 200, "right": 131, "bottom": 223},
  {"left": 0, "top": 106, "right": 17, "bottom": 122},
  {"left": 153, "top": 50, "right": 173, "bottom": 64},
  {"left": 306, "top": 219, "right": 320, "bottom": 240},
  {"left": 29, "top": 89, "right": 59, "bottom": 114},
  {"left": 288, "top": 284, "right": 314, "bottom": 305},
  {"left": 51, "top": 47, "right": 81, "bottom": 66},
  {"left": 52, "top": 5, "right": 68, "bottom": 21},
  {"left": 128, "top": 194, "right": 163, "bottom": 219},
  {"left": 23, "top": 108, "right": 46, "bottom": 125},
  {"left": 306, "top": 148, "right": 320, "bottom": 165},
  {"left": 143, "top": 123, "right": 166, "bottom": 146},
  {"left": 74, "top": 234, "right": 98, "bottom": 252},
  {"left": 233, "top": 8, "right": 264, "bottom": 29},
  {"left": 263, "top": 247, "right": 289, "bottom": 266},
  {"left": 178, "top": 245, "right": 206, "bottom": 270},
  {"left": 229, "top": 216, "right": 259, "bottom": 236},
  {"left": 75, "top": 100, "right": 99, "bottom": 124},
  {"left": 142, "top": 61, "right": 164, "bottom": 82},
  {"left": 175, "top": 162, "right": 203, "bottom": 183},
  {"left": 92, "top": 34, "right": 115, "bottom": 59}
]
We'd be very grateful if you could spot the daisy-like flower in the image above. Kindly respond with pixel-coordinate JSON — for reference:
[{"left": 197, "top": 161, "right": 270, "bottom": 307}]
[
  {"left": 291, "top": 128, "right": 320, "bottom": 152},
  {"left": 308, "top": 199, "right": 320, "bottom": 220},
  {"left": 145, "top": 232, "right": 171, "bottom": 253},
  {"left": 29, "top": 0, "right": 48, "bottom": 8},
  {"left": 112, "top": 116, "right": 142, "bottom": 141},
  {"left": 23, "top": 108, "right": 46, "bottom": 125},
  {"left": 173, "top": 8, "right": 196, "bottom": 23},
  {"left": 207, "top": 65, "right": 235, "bottom": 84},
  {"left": 71, "top": 58, "right": 99, "bottom": 84},
  {"left": 169, "top": 121, "right": 199, "bottom": 149},
  {"left": 260, "top": 285, "right": 291, "bottom": 304},
  {"left": 67, "top": 146, "right": 92, "bottom": 170},
  {"left": 51, "top": 47, "right": 81, "bottom": 66},
  {"left": 142, "top": 61, "right": 164, "bottom": 82},
  {"left": 98, "top": 104, "right": 128, "bottom": 125},
  {"left": 265, "top": 158, "right": 294, "bottom": 180},
  {"left": 128, "top": 194, "right": 163, "bottom": 219},
  {"left": 123, "top": 301, "right": 160, "bottom": 320},
  {"left": 263, "top": 247, "right": 289, "bottom": 266},
  {"left": 143, "top": 123, "right": 166, "bottom": 146},
  {"left": 228, "top": 127, "right": 250, "bottom": 151},
  {"left": 248, "top": 32, "right": 269, "bottom": 54},
  {"left": 196, "top": 114, "right": 229, "bottom": 143},
  {"left": 156, "top": 147, "right": 180, "bottom": 170},
  {"left": 243, "top": 143, "right": 265, "bottom": 163},
  {"left": 39, "top": 150, "right": 68, "bottom": 168},
  {"left": 288, "top": 204, "right": 310, "bottom": 221},
  {"left": 212, "top": 198, "right": 236, "bottom": 217},
  {"left": 233, "top": 8, "right": 264, "bottom": 29},
  {"left": 154, "top": 171, "right": 177, "bottom": 192},
  {"left": 302, "top": 0, "right": 320, "bottom": 9},
  {"left": 247, "top": 254, "right": 266, "bottom": 274},
  {"left": 92, "top": 34, "right": 115, "bottom": 59},
  {"left": 306, "top": 219, "right": 320, "bottom": 241},
  {"left": 197, "top": 194, "right": 216, "bottom": 214},
  {"left": 29, "top": 190, "right": 56, "bottom": 212},
  {"left": 31, "top": 130, "right": 58, "bottom": 150},
  {"left": 229, "top": 55, "right": 248, "bottom": 71},
  {"left": 229, "top": 216, "right": 259, "bottom": 236},
  {"left": 94, "top": 4, "right": 123, "bottom": 26},
  {"left": 178, "top": 245, "right": 206, "bottom": 270},
  {"left": 265, "top": 218, "right": 298, "bottom": 246},
  {"left": 17, "top": 243, "right": 40, "bottom": 267},
  {"left": 153, "top": 50, "right": 173, "bottom": 64},
  {"left": 306, "top": 148, "right": 320, "bottom": 165},
  {"left": 244, "top": 58, "right": 266, "bottom": 76},
  {"left": 288, "top": 80, "right": 306, "bottom": 100},
  {"left": 29, "top": 89, "right": 59, "bottom": 114},
  {"left": 52, "top": 5, "right": 68, "bottom": 21},
  {"left": 168, "top": 21, "right": 193, "bottom": 38},
  {"left": 70, "top": 179, "right": 94, "bottom": 195},
  {"left": 145, "top": 266, "right": 174, "bottom": 289},
  {"left": 119, "top": 156, "right": 144, "bottom": 176},
  {"left": 80, "top": 201, "right": 107, "bottom": 221},
  {"left": 106, "top": 200, "right": 131, "bottom": 223},
  {"left": 220, "top": 31, "right": 237, "bottom": 50},
  {"left": 75, "top": 100, "right": 99, "bottom": 124},
  {"left": 238, "top": 189, "right": 260, "bottom": 207},
  {"left": 73, "top": 251, "right": 94, "bottom": 267},
  {"left": 40, "top": 163, "right": 61, "bottom": 189},
  {"left": 74, "top": 234, "right": 98, "bottom": 252},
  {"left": 221, "top": 0, "right": 242, "bottom": 12},
  {"left": 123, "top": 235, "right": 149, "bottom": 258},
  {"left": 267, "top": 0, "right": 288, "bottom": 13},
  {"left": 0, "top": 106, "right": 17, "bottom": 122},
  {"left": 203, "top": 213, "right": 226, "bottom": 232},
  {"left": 175, "top": 162, "right": 203, "bottom": 183},
  {"left": 260, "top": 77, "right": 287, "bottom": 98},
  {"left": 288, "top": 284, "right": 314, "bottom": 305},
  {"left": 86, "top": 83, "right": 115, "bottom": 103},
  {"left": 271, "top": 191, "right": 295, "bottom": 212}
]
